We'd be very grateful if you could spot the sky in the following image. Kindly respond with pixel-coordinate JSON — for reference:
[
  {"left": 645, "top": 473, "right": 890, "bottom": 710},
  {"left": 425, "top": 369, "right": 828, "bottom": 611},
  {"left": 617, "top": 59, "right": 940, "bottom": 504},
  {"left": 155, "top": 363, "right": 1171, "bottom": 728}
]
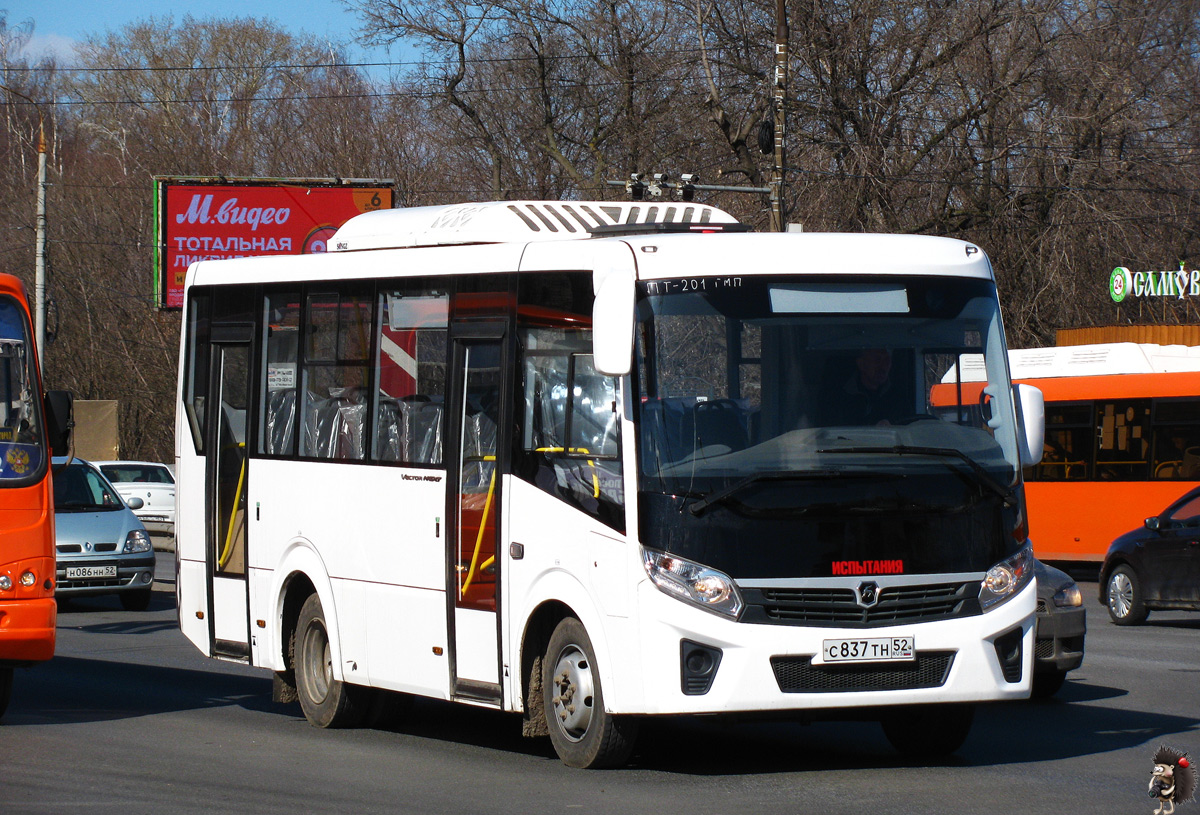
[{"left": 4, "top": 1, "right": 406, "bottom": 72}]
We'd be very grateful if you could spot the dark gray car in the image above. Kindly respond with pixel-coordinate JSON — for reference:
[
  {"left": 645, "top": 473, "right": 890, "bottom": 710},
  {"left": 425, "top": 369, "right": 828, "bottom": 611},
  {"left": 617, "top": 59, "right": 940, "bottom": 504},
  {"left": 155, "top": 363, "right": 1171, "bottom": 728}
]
[
  {"left": 1033, "top": 559, "right": 1086, "bottom": 698},
  {"left": 1100, "top": 485, "right": 1200, "bottom": 625}
]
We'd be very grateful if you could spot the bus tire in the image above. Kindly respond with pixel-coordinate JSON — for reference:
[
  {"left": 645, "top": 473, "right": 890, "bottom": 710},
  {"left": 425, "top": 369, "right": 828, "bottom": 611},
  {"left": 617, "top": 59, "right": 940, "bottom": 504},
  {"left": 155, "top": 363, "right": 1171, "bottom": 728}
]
[
  {"left": 543, "top": 617, "right": 637, "bottom": 769},
  {"left": 1106, "top": 565, "right": 1148, "bottom": 625},
  {"left": 881, "top": 703, "right": 974, "bottom": 758},
  {"left": 120, "top": 588, "right": 153, "bottom": 611},
  {"left": 295, "top": 593, "right": 367, "bottom": 729},
  {"left": 0, "top": 666, "right": 12, "bottom": 718}
]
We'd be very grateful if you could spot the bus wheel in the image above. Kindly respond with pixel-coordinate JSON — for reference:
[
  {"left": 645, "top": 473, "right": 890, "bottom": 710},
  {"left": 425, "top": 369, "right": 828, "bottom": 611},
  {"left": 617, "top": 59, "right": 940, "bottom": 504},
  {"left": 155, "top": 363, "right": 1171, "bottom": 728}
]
[
  {"left": 542, "top": 617, "right": 637, "bottom": 769},
  {"left": 1106, "top": 565, "right": 1148, "bottom": 625},
  {"left": 882, "top": 703, "right": 974, "bottom": 758},
  {"left": 0, "top": 666, "right": 12, "bottom": 718},
  {"left": 295, "top": 594, "right": 367, "bottom": 729}
]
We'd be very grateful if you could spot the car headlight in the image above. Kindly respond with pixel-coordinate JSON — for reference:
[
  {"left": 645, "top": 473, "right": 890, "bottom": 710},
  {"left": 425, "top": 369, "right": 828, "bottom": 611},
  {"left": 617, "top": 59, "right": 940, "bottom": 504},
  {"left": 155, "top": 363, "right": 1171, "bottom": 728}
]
[
  {"left": 1053, "top": 582, "right": 1082, "bottom": 608},
  {"left": 642, "top": 548, "right": 743, "bottom": 619},
  {"left": 979, "top": 542, "right": 1034, "bottom": 611},
  {"left": 123, "top": 529, "right": 153, "bottom": 554}
]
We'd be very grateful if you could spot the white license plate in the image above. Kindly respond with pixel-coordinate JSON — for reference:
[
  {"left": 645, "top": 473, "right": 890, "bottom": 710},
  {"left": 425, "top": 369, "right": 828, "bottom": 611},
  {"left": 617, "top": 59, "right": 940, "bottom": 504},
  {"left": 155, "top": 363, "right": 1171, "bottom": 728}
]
[
  {"left": 821, "top": 636, "right": 915, "bottom": 664},
  {"left": 66, "top": 565, "right": 117, "bottom": 579},
  {"left": 140, "top": 515, "right": 167, "bottom": 521}
]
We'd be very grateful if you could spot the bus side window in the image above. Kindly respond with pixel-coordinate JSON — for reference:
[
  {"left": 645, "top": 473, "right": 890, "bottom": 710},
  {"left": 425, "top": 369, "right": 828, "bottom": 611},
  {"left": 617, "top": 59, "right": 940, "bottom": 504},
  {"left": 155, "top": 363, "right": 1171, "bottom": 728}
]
[
  {"left": 514, "top": 271, "right": 623, "bottom": 532},
  {"left": 518, "top": 329, "right": 623, "bottom": 532},
  {"left": 261, "top": 291, "right": 300, "bottom": 456},
  {"left": 1095, "top": 400, "right": 1150, "bottom": 481},
  {"left": 1030, "top": 403, "right": 1092, "bottom": 481},
  {"left": 299, "top": 290, "right": 373, "bottom": 460},
  {"left": 372, "top": 287, "right": 448, "bottom": 466},
  {"left": 1151, "top": 399, "right": 1200, "bottom": 479}
]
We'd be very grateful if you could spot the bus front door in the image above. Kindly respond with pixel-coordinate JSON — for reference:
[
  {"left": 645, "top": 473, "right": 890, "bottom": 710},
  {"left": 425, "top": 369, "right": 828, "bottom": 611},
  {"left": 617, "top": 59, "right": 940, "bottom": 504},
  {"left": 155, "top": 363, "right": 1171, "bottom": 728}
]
[
  {"left": 205, "top": 333, "right": 252, "bottom": 660},
  {"left": 448, "top": 329, "right": 505, "bottom": 700}
]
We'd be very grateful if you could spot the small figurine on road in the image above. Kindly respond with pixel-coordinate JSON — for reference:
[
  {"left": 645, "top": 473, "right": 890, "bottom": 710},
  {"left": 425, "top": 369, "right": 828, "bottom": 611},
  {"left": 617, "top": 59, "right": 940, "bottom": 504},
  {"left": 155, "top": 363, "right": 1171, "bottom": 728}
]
[{"left": 1149, "top": 745, "right": 1196, "bottom": 815}]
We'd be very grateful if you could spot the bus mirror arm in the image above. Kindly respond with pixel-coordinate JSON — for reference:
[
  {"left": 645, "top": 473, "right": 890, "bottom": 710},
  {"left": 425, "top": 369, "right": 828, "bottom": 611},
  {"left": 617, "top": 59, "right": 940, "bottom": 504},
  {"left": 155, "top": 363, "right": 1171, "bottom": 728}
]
[
  {"left": 44, "top": 390, "right": 74, "bottom": 458},
  {"left": 1013, "top": 383, "right": 1044, "bottom": 468}
]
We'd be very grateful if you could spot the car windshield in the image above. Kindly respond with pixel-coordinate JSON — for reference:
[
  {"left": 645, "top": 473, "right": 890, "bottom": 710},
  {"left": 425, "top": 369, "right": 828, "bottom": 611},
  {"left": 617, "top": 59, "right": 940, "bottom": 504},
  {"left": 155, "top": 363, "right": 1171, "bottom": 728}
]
[
  {"left": 100, "top": 464, "right": 174, "bottom": 484},
  {"left": 0, "top": 296, "right": 44, "bottom": 482},
  {"left": 53, "top": 464, "right": 124, "bottom": 511},
  {"left": 633, "top": 274, "right": 1024, "bottom": 579}
]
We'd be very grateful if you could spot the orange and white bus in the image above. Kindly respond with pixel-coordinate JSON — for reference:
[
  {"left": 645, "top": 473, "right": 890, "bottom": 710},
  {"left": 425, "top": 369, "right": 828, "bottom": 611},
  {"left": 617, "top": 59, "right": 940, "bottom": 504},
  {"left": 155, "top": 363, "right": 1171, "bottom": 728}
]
[
  {"left": 0, "top": 272, "right": 72, "bottom": 717},
  {"left": 954, "top": 342, "right": 1200, "bottom": 563}
]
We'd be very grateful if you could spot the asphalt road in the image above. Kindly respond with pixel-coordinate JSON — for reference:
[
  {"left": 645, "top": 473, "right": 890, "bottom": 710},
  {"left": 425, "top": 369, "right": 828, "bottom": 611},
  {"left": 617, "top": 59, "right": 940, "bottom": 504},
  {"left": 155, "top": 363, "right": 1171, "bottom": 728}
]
[{"left": 0, "top": 562, "right": 1196, "bottom": 815}]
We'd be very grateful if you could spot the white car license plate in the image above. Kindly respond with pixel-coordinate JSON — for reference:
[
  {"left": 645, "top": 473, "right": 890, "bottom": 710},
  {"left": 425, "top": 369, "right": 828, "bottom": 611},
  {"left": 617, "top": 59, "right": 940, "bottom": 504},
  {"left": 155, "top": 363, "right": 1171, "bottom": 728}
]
[
  {"left": 66, "top": 565, "right": 117, "bottom": 579},
  {"left": 821, "top": 636, "right": 915, "bottom": 664}
]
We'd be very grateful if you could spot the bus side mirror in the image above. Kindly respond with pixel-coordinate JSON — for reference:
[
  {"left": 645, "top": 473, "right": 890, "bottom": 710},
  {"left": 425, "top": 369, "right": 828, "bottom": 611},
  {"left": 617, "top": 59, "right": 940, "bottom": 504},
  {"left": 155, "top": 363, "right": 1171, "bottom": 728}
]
[
  {"left": 1014, "top": 383, "right": 1044, "bottom": 468},
  {"left": 44, "top": 390, "right": 74, "bottom": 457},
  {"left": 592, "top": 263, "right": 635, "bottom": 377}
]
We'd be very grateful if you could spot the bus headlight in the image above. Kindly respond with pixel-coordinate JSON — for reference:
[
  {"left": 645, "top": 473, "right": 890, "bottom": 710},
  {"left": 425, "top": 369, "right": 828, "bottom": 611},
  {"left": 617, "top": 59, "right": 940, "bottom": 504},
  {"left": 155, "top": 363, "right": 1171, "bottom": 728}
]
[
  {"left": 124, "top": 529, "right": 153, "bottom": 554},
  {"left": 979, "top": 543, "right": 1034, "bottom": 611},
  {"left": 642, "top": 548, "right": 743, "bottom": 619},
  {"left": 0, "top": 575, "right": 11, "bottom": 591}
]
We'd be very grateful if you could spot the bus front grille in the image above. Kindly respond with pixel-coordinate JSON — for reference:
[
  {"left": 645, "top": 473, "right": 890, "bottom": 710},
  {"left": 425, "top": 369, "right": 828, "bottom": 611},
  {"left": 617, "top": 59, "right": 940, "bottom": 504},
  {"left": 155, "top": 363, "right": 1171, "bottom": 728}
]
[
  {"left": 770, "top": 652, "right": 955, "bottom": 693},
  {"left": 742, "top": 581, "right": 981, "bottom": 628}
]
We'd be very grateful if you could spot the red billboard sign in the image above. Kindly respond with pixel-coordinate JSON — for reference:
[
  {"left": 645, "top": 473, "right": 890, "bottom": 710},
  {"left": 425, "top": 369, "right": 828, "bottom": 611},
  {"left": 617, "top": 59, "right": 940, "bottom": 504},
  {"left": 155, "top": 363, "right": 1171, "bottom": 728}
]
[{"left": 154, "top": 179, "right": 393, "bottom": 308}]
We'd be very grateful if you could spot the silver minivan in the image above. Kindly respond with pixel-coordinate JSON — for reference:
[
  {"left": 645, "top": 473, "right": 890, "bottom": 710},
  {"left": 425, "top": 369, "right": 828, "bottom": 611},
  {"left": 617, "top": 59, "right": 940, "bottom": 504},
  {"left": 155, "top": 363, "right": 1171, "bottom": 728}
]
[{"left": 52, "top": 458, "right": 156, "bottom": 610}]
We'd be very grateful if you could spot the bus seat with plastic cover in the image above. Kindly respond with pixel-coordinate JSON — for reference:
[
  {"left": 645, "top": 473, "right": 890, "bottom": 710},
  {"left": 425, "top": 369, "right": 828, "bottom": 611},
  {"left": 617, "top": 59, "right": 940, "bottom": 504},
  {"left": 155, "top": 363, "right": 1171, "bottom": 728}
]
[
  {"left": 303, "top": 388, "right": 367, "bottom": 459},
  {"left": 375, "top": 394, "right": 445, "bottom": 464},
  {"left": 264, "top": 389, "right": 296, "bottom": 456}
]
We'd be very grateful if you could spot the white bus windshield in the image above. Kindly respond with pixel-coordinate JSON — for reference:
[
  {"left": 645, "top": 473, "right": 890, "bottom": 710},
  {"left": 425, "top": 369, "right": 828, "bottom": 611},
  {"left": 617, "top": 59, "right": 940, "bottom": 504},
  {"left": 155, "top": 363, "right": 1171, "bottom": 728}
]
[{"left": 634, "top": 275, "right": 1023, "bottom": 579}]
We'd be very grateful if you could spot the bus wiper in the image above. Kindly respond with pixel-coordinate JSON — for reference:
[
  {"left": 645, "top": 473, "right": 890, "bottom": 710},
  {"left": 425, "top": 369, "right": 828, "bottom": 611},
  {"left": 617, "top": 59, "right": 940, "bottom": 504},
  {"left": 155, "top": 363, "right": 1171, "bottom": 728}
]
[
  {"left": 687, "top": 469, "right": 863, "bottom": 517},
  {"left": 816, "top": 445, "right": 1015, "bottom": 506}
]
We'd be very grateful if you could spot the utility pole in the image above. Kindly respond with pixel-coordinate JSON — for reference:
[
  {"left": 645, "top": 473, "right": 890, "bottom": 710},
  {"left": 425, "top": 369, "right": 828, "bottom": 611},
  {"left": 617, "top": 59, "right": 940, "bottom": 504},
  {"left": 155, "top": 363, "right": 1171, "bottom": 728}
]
[{"left": 770, "top": 0, "right": 789, "bottom": 233}]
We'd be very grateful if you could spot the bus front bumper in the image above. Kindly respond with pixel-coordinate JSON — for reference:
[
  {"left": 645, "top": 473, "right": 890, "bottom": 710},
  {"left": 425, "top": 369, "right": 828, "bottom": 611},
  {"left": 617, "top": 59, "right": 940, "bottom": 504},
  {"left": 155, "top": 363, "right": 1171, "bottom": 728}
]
[
  {"left": 623, "top": 579, "right": 1036, "bottom": 716},
  {"left": 0, "top": 597, "right": 56, "bottom": 665}
]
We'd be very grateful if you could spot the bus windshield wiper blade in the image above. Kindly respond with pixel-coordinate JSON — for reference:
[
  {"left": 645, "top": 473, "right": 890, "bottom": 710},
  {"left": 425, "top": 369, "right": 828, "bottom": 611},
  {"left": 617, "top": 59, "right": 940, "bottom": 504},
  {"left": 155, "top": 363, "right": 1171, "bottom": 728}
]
[
  {"left": 687, "top": 469, "right": 856, "bottom": 517},
  {"left": 816, "top": 445, "right": 1015, "bottom": 505}
]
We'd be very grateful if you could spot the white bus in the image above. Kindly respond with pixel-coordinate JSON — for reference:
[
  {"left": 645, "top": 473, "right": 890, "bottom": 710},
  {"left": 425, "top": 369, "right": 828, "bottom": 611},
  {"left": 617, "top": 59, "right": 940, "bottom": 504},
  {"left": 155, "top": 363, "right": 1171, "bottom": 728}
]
[{"left": 175, "top": 200, "right": 1045, "bottom": 768}]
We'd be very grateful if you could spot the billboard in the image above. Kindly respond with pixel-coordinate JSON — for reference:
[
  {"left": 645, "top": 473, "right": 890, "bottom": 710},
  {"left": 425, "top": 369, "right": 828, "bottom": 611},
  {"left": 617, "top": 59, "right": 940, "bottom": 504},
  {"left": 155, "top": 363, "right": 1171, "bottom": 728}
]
[{"left": 153, "top": 177, "right": 394, "bottom": 308}]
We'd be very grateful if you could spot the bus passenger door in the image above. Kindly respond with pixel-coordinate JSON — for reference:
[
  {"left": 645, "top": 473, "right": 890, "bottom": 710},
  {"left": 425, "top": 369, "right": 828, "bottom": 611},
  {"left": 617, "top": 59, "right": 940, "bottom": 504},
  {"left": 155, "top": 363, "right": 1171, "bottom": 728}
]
[
  {"left": 448, "top": 327, "right": 505, "bottom": 699},
  {"left": 205, "top": 330, "right": 253, "bottom": 660}
]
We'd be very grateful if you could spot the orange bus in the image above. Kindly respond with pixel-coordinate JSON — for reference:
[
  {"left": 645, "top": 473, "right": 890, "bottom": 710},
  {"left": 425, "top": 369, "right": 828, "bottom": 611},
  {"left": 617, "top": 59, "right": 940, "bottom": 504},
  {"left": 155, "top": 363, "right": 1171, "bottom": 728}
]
[
  {"left": 950, "top": 342, "right": 1200, "bottom": 563},
  {"left": 0, "top": 273, "right": 71, "bottom": 717}
]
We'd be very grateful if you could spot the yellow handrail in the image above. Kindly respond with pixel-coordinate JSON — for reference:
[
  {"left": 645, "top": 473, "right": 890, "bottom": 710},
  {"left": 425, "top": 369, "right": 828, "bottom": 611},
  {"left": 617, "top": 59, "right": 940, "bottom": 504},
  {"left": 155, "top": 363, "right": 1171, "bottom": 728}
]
[
  {"left": 218, "top": 442, "right": 247, "bottom": 570},
  {"left": 461, "top": 454, "right": 497, "bottom": 595}
]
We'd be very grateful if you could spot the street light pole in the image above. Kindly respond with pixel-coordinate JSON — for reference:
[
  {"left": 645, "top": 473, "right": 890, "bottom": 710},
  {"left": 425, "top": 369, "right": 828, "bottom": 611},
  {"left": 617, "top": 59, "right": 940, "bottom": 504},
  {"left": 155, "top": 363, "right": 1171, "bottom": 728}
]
[
  {"left": 769, "top": 0, "right": 789, "bottom": 233},
  {"left": 34, "top": 121, "right": 47, "bottom": 373}
]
